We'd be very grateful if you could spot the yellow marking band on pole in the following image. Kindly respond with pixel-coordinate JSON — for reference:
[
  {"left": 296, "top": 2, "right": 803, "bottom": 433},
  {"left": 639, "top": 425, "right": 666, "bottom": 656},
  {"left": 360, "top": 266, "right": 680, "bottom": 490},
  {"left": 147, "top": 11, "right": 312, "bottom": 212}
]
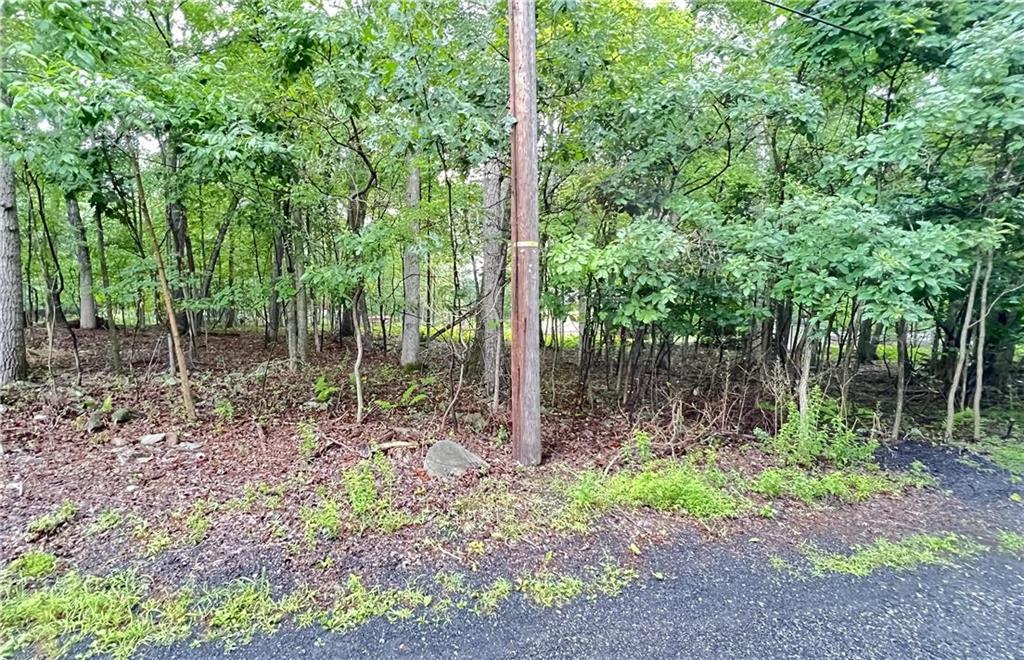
[{"left": 514, "top": 240, "right": 539, "bottom": 248}]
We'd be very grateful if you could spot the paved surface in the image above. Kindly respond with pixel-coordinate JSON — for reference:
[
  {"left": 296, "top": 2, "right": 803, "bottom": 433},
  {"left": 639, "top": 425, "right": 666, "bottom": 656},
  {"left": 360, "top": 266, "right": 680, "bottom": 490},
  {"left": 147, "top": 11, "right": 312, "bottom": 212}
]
[{"left": 149, "top": 443, "right": 1024, "bottom": 659}]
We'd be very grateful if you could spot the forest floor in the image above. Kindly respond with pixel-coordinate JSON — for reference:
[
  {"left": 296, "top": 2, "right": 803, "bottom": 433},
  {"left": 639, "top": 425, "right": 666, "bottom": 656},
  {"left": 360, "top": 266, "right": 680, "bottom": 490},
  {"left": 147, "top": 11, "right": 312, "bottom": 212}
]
[{"left": 1, "top": 329, "right": 1023, "bottom": 658}]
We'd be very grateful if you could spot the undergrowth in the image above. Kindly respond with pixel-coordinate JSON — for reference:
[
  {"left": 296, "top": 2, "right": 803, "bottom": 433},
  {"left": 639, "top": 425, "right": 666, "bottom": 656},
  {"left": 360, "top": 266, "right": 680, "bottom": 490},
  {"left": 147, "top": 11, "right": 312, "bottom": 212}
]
[
  {"left": 751, "top": 463, "right": 934, "bottom": 504},
  {"left": 756, "top": 388, "right": 877, "bottom": 468},
  {"left": 565, "top": 458, "right": 743, "bottom": 521}
]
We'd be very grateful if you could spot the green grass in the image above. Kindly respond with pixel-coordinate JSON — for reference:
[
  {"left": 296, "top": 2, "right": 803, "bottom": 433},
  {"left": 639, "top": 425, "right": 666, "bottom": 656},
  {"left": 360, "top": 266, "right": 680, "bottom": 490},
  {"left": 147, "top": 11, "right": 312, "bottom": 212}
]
[
  {"left": 516, "top": 572, "right": 584, "bottom": 607},
  {"left": 750, "top": 464, "right": 933, "bottom": 504},
  {"left": 516, "top": 559, "right": 639, "bottom": 608},
  {"left": 0, "top": 553, "right": 642, "bottom": 658},
  {"left": 566, "top": 459, "right": 743, "bottom": 520},
  {"left": 998, "top": 530, "right": 1024, "bottom": 555},
  {"left": 185, "top": 501, "right": 211, "bottom": 545},
  {"left": 5, "top": 551, "right": 57, "bottom": 580},
  {"left": 470, "top": 578, "right": 513, "bottom": 615},
  {"left": 300, "top": 496, "right": 343, "bottom": 544},
  {"left": 801, "top": 533, "right": 985, "bottom": 577},
  {"left": 0, "top": 570, "right": 190, "bottom": 659},
  {"left": 316, "top": 574, "right": 431, "bottom": 631},
  {"left": 202, "top": 577, "right": 312, "bottom": 651},
  {"left": 87, "top": 509, "right": 124, "bottom": 535},
  {"left": 26, "top": 501, "right": 79, "bottom": 537},
  {"left": 978, "top": 438, "right": 1024, "bottom": 475}
]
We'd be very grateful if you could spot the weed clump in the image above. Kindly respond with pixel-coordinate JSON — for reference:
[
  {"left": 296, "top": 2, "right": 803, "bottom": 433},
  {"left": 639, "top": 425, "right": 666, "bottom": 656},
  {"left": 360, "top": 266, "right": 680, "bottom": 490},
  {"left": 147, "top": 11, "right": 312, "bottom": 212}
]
[
  {"left": 202, "top": 577, "right": 311, "bottom": 651},
  {"left": 566, "top": 459, "right": 743, "bottom": 520},
  {"left": 26, "top": 501, "right": 78, "bottom": 537},
  {"left": 5, "top": 551, "right": 57, "bottom": 580},
  {"left": 757, "top": 388, "right": 877, "bottom": 468},
  {"left": 750, "top": 466, "right": 929, "bottom": 504},
  {"left": 998, "top": 530, "right": 1024, "bottom": 555},
  {"left": 0, "top": 570, "right": 189, "bottom": 659},
  {"left": 317, "top": 574, "right": 430, "bottom": 631},
  {"left": 801, "top": 533, "right": 984, "bottom": 576}
]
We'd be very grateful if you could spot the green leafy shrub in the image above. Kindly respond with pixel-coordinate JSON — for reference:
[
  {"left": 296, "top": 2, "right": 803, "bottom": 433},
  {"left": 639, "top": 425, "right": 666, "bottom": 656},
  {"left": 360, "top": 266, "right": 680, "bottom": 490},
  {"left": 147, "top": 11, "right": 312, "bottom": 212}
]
[
  {"left": 343, "top": 461, "right": 379, "bottom": 516},
  {"left": 213, "top": 399, "right": 234, "bottom": 421},
  {"left": 313, "top": 375, "right": 340, "bottom": 403},
  {"left": 300, "top": 497, "right": 343, "bottom": 543},
  {"left": 625, "top": 428, "right": 653, "bottom": 464},
  {"left": 757, "top": 388, "right": 877, "bottom": 467},
  {"left": 341, "top": 455, "right": 414, "bottom": 534}
]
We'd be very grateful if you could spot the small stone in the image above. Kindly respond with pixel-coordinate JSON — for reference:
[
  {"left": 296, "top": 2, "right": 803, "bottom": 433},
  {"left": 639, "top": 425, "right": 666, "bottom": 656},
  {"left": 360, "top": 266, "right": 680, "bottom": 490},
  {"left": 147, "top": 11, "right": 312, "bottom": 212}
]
[
  {"left": 111, "top": 408, "right": 134, "bottom": 424},
  {"left": 175, "top": 441, "right": 202, "bottom": 451},
  {"left": 84, "top": 410, "right": 106, "bottom": 433},
  {"left": 139, "top": 433, "right": 166, "bottom": 446},
  {"left": 461, "top": 412, "right": 487, "bottom": 433},
  {"left": 32, "top": 413, "right": 46, "bottom": 422},
  {"left": 110, "top": 446, "right": 146, "bottom": 464},
  {"left": 424, "top": 439, "right": 488, "bottom": 478}
]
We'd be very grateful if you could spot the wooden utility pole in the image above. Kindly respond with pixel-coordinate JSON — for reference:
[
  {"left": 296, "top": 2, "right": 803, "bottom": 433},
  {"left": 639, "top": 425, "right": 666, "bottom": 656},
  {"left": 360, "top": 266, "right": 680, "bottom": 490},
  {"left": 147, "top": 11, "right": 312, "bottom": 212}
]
[{"left": 508, "top": 0, "right": 541, "bottom": 466}]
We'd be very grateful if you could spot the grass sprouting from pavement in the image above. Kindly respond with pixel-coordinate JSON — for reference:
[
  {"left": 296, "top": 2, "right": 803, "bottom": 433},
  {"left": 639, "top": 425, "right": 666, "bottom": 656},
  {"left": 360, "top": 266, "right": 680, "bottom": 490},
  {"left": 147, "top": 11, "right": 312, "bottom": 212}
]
[
  {"left": 0, "top": 569, "right": 190, "bottom": 659},
  {"left": 0, "top": 556, "right": 638, "bottom": 658},
  {"left": 801, "top": 533, "right": 985, "bottom": 577},
  {"left": 998, "top": 531, "right": 1024, "bottom": 556}
]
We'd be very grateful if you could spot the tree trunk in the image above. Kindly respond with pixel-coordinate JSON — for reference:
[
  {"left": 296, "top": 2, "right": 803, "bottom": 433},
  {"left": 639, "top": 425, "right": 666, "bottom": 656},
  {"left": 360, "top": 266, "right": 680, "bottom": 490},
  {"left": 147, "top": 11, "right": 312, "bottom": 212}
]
[
  {"left": 353, "top": 291, "right": 365, "bottom": 424},
  {"left": 0, "top": 147, "right": 27, "bottom": 384},
  {"left": 66, "top": 194, "right": 97, "bottom": 329},
  {"left": 291, "top": 203, "right": 308, "bottom": 365},
  {"left": 159, "top": 137, "right": 193, "bottom": 337},
  {"left": 400, "top": 165, "right": 421, "bottom": 368},
  {"left": 94, "top": 203, "right": 122, "bottom": 373},
  {"left": 267, "top": 232, "right": 283, "bottom": 343},
  {"left": 891, "top": 319, "right": 907, "bottom": 441},
  {"left": 797, "top": 334, "right": 813, "bottom": 416},
  {"left": 945, "top": 257, "right": 982, "bottom": 439},
  {"left": 133, "top": 154, "right": 195, "bottom": 421},
  {"left": 478, "top": 159, "right": 508, "bottom": 397},
  {"left": 972, "top": 250, "right": 993, "bottom": 441}
]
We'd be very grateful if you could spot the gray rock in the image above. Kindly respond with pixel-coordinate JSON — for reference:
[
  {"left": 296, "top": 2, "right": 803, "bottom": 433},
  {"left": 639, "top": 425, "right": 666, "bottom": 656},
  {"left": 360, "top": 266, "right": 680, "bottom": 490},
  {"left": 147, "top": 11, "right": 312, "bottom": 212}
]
[
  {"left": 139, "top": 433, "right": 167, "bottom": 446},
  {"left": 424, "top": 439, "right": 487, "bottom": 478},
  {"left": 461, "top": 412, "right": 488, "bottom": 433},
  {"left": 111, "top": 408, "right": 134, "bottom": 424},
  {"left": 109, "top": 446, "right": 150, "bottom": 465},
  {"left": 175, "top": 441, "right": 203, "bottom": 451},
  {"left": 84, "top": 410, "right": 106, "bottom": 433}
]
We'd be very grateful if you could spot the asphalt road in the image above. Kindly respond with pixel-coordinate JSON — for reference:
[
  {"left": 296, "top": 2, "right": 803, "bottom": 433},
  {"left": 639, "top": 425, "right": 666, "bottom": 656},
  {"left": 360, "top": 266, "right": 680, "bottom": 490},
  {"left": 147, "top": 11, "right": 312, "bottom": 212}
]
[{"left": 148, "top": 443, "right": 1024, "bottom": 659}]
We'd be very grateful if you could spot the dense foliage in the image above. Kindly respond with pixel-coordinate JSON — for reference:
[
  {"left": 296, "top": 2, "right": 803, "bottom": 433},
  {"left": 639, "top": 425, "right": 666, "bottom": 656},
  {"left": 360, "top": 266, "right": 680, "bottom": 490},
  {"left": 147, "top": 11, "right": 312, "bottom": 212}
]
[{"left": 1, "top": 0, "right": 1021, "bottom": 437}]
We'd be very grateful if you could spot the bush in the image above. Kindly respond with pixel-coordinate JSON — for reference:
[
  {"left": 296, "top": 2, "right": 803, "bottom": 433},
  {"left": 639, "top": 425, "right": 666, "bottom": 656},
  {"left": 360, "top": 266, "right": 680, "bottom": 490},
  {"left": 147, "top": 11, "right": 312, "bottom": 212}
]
[{"left": 758, "top": 388, "right": 877, "bottom": 467}]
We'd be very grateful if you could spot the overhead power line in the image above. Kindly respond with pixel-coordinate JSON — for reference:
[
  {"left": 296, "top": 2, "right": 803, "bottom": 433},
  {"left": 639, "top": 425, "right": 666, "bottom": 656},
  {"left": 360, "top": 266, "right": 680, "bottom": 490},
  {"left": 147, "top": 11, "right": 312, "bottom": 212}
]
[{"left": 759, "top": 0, "right": 873, "bottom": 40}]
